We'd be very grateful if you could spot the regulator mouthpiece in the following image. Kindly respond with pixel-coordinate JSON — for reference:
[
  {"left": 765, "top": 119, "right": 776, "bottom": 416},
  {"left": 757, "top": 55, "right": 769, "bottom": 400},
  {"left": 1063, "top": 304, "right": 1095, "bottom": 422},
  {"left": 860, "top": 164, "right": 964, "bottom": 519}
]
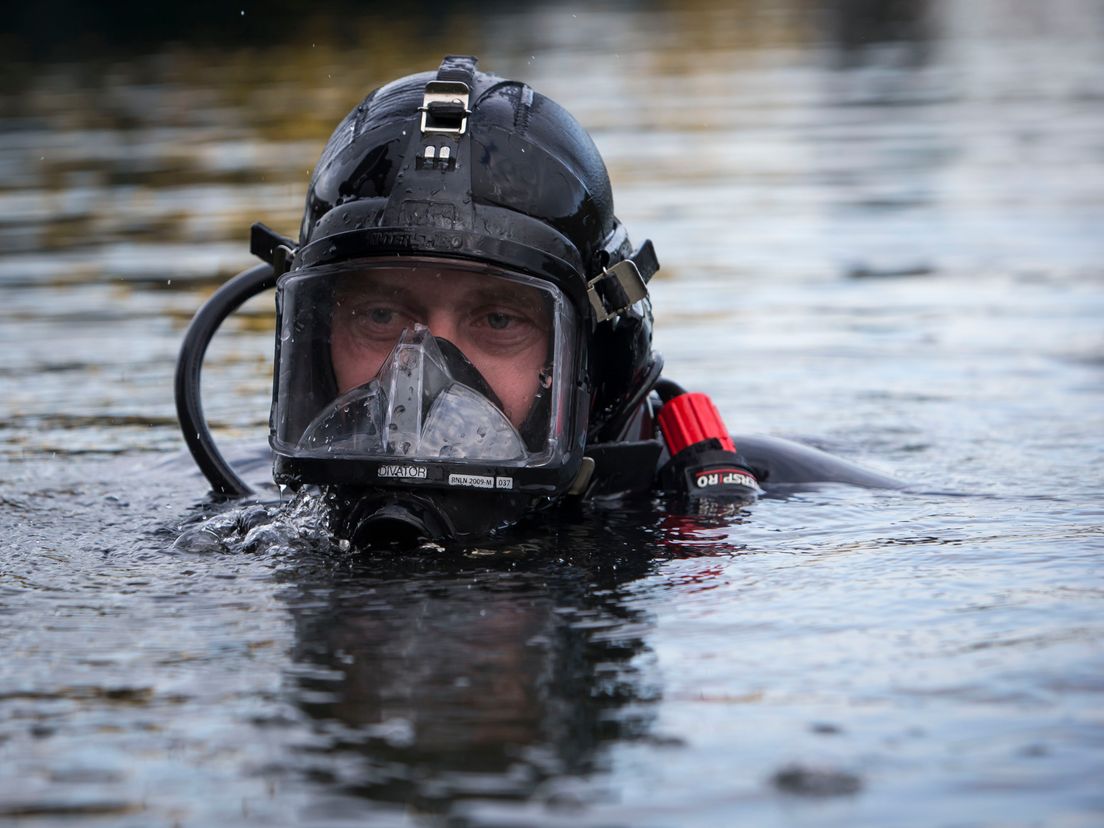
[
  {"left": 327, "top": 485, "right": 530, "bottom": 549},
  {"left": 338, "top": 495, "right": 452, "bottom": 548}
]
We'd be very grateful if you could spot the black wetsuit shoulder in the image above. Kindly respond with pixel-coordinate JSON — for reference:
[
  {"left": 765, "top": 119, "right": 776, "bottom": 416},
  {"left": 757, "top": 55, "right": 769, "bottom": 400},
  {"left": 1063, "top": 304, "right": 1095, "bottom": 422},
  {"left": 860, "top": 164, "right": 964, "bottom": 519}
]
[
  {"left": 730, "top": 434, "right": 903, "bottom": 489},
  {"left": 584, "top": 433, "right": 902, "bottom": 498}
]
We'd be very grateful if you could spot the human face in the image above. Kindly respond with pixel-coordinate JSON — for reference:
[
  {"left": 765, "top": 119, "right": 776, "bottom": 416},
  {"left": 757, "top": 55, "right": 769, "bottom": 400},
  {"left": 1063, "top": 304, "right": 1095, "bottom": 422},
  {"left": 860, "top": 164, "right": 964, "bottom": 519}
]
[{"left": 330, "top": 265, "right": 552, "bottom": 427}]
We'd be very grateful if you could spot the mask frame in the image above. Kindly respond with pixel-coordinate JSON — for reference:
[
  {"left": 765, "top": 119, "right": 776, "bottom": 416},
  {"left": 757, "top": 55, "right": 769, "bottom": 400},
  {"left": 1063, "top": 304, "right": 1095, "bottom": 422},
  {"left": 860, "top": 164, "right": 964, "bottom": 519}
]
[{"left": 269, "top": 256, "right": 587, "bottom": 503}]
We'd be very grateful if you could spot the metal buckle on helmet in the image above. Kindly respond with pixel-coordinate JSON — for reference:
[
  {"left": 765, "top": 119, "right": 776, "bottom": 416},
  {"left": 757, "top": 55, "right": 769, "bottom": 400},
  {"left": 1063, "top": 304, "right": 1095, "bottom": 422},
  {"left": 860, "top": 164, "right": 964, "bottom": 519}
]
[
  {"left": 586, "top": 259, "right": 648, "bottom": 323},
  {"left": 419, "top": 80, "right": 471, "bottom": 135}
]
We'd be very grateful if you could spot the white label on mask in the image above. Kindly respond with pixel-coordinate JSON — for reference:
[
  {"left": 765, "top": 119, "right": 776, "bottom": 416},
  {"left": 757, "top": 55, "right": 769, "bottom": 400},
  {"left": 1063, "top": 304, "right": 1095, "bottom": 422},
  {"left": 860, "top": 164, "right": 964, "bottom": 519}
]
[
  {"left": 448, "top": 473, "right": 495, "bottom": 489},
  {"left": 495, "top": 477, "right": 513, "bottom": 490}
]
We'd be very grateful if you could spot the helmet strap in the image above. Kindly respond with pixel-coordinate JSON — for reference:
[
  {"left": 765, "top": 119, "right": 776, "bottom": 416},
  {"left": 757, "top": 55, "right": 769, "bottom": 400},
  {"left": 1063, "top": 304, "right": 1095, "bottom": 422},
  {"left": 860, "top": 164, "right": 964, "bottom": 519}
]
[{"left": 379, "top": 56, "right": 480, "bottom": 231}]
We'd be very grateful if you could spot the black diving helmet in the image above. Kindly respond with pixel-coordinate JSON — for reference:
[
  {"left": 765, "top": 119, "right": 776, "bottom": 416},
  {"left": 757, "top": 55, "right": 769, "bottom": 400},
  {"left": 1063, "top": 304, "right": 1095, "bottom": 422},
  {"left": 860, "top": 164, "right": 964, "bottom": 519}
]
[{"left": 174, "top": 54, "right": 661, "bottom": 546}]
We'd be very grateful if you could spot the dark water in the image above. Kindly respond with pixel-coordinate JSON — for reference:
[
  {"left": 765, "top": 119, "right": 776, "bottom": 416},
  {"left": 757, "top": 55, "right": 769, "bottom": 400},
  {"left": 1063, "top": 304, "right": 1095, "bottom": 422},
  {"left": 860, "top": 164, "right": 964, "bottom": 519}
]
[{"left": 2, "top": 0, "right": 1104, "bottom": 825}]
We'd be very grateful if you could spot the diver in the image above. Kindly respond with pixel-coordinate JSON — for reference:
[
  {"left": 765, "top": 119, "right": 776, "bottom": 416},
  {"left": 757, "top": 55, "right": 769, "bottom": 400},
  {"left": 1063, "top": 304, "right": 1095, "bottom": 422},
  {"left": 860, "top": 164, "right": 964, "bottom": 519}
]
[{"left": 175, "top": 54, "right": 899, "bottom": 547}]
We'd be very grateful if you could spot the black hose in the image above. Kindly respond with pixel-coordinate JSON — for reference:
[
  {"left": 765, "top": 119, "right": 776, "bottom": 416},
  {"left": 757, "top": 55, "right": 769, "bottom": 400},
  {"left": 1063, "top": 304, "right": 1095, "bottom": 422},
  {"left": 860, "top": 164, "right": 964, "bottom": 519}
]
[
  {"left": 654, "top": 377, "right": 688, "bottom": 403},
  {"left": 174, "top": 263, "right": 277, "bottom": 496}
]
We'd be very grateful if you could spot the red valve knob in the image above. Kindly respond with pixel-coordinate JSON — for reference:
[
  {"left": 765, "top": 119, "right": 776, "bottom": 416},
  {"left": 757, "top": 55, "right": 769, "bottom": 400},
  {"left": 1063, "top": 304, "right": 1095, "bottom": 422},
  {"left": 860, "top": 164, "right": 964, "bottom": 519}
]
[{"left": 656, "top": 393, "right": 735, "bottom": 457}]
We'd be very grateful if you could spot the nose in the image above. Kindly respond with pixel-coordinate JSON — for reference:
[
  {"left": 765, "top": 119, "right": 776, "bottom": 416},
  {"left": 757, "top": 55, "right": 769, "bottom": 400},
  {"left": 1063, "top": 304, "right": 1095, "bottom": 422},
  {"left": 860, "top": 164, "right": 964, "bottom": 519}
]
[{"left": 423, "top": 309, "right": 461, "bottom": 346}]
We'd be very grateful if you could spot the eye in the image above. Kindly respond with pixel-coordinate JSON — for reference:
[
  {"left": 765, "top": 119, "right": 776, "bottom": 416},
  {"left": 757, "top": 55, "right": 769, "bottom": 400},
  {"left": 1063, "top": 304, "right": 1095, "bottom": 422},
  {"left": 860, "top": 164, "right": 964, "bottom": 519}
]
[
  {"left": 367, "top": 307, "right": 395, "bottom": 325},
  {"left": 464, "top": 305, "right": 547, "bottom": 357},
  {"left": 486, "top": 312, "right": 511, "bottom": 330},
  {"left": 341, "top": 301, "right": 415, "bottom": 344}
]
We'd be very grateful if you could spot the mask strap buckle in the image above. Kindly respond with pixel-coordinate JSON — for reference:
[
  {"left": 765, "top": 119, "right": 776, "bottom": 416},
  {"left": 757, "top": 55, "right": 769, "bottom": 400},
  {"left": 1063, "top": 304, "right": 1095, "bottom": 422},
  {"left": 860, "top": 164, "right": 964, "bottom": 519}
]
[
  {"left": 587, "top": 258, "right": 651, "bottom": 323},
  {"left": 420, "top": 54, "right": 477, "bottom": 135},
  {"left": 250, "top": 222, "right": 297, "bottom": 275},
  {"left": 419, "top": 80, "right": 471, "bottom": 135}
]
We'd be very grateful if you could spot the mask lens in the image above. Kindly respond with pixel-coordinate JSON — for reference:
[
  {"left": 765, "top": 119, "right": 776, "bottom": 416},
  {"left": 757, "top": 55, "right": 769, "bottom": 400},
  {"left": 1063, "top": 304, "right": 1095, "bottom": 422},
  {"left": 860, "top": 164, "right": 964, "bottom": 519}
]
[
  {"left": 419, "top": 382, "right": 525, "bottom": 460},
  {"left": 297, "top": 380, "right": 386, "bottom": 455},
  {"left": 274, "top": 258, "right": 576, "bottom": 467}
]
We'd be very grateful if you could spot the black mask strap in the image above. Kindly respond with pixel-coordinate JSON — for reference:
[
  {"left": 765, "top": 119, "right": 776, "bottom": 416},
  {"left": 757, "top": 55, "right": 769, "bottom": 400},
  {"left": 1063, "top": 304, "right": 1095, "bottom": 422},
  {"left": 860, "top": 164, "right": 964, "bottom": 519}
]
[
  {"left": 435, "top": 54, "right": 478, "bottom": 85},
  {"left": 380, "top": 56, "right": 478, "bottom": 230}
]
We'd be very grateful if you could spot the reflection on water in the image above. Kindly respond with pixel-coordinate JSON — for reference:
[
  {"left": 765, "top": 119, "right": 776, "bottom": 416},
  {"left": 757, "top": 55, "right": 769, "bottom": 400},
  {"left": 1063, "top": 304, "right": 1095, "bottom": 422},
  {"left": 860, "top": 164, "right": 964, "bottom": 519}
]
[
  {"left": 1, "top": 0, "right": 1103, "bottom": 824},
  {"left": 280, "top": 519, "right": 663, "bottom": 817}
]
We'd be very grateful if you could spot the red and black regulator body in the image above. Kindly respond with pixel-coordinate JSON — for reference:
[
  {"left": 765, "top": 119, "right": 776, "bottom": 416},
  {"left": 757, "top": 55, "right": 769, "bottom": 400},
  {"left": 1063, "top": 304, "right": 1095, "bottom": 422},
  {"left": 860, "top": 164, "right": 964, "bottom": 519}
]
[{"left": 655, "top": 382, "right": 760, "bottom": 500}]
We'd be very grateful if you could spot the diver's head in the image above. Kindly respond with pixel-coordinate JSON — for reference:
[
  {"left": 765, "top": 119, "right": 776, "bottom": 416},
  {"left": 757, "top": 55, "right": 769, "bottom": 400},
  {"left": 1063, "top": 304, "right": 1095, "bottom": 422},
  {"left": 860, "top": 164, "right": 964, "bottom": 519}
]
[{"left": 265, "top": 55, "right": 660, "bottom": 546}]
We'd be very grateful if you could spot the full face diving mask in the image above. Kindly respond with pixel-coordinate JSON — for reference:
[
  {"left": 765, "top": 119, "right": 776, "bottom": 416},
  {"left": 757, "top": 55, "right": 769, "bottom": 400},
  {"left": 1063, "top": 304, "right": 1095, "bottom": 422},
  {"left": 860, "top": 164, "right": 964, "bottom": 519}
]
[{"left": 267, "top": 257, "right": 584, "bottom": 544}]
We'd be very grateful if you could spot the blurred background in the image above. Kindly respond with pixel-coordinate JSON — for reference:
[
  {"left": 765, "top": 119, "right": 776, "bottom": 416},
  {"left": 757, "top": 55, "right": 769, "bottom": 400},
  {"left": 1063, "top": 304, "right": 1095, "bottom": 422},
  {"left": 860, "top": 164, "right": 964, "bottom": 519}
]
[{"left": 3, "top": 0, "right": 1101, "bottom": 465}]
